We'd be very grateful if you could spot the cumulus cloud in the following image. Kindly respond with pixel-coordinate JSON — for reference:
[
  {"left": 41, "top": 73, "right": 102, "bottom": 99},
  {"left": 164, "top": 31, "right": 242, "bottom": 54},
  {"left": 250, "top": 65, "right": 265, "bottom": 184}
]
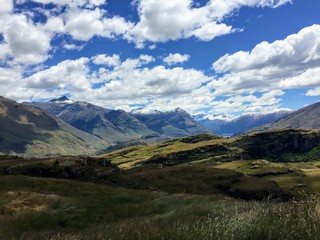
[
  {"left": 31, "top": 0, "right": 106, "bottom": 8},
  {"left": 15, "top": 55, "right": 212, "bottom": 112},
  {"left": 2, "top": 15, "right": 52, "bottom": 65},
  {"left": 126, "top": 0, "right": 291, "bottom": 46},
  {"left": 44, "top": 17, "right": 65, "bottom": 33},
  {"left": 211, "top": 24, "right": 320, "bottom": 95},
  {"left": 208, "top": 90, "right": 287, "bottom": 116},
  {"left": 0, "top": 0, "right": 300, "bottom": 115},
  {"left": 92, "top": 54, "right": 121, "bottom": 67},
  {"left": 0, "top": 0, "right": 13, "bottom": 16},
  {"left": 26, "top": 58, "right": 91, "bottom": 91},
  {"left": 0, "top": 67, "right": 22, "bottom": 84},
  {"left": 163, "top": 53, "right": 190, "bottom": 65},
  {"left": 4, "top": 0, "right": 291, "bottom": 55},
  {"left": 64, "top": 8, "right": 104, "bottom": 41},
  {"left": 63, "top": 43, "right": 85, "bottom": 51},
  {"left": 63, "top": 7, "right": 133, "bottom": 41}
]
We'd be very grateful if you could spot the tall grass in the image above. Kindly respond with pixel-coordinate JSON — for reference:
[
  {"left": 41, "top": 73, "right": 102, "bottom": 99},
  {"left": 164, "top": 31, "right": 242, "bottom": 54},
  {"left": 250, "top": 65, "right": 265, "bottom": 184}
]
[{"left": 4, "top": 195, "right": 320, "bottom": 240}]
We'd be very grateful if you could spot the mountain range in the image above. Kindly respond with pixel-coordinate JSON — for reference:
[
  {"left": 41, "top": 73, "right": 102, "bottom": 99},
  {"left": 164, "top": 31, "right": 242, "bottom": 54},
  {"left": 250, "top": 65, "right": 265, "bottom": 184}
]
[
  {"left": 131, "top": 107, "right": 210, "bottom": 138},
  {"left": 27, "top": 97, "right": 158, "bottom": 143},
  {"left": 194, "top": 111, "right": 292, "bottom": 136},
  {"left": 246, "top": 101, "right": 320, "bottom": 133},
  {"left": 2, "top": 95, "right": 320, "bottom": 157},
  {"left": 26, "top": 97, "right": 209, "bottom": 140},
  {"left": 0, "top": 96, "right": 108, "bottom": 156}
]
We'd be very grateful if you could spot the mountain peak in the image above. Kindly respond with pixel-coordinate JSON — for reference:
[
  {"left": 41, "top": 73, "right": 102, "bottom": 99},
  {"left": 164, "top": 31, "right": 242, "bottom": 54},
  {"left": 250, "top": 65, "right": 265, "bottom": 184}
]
[
  {"left": 174, "top": 107, "right": 186, "bottom": 113},
  {"left": 48, "top": 96, "right": 74, "bottom": 104}
]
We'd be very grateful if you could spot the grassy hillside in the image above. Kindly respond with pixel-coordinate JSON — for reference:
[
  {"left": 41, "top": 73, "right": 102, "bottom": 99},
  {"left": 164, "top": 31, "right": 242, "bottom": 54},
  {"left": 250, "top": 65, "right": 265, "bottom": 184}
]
[
  {"left": 0, "top": 155, "right": 290, "bottom": 201},
  {"left": 95, "top": 130, "right": 320, "bottom": 197},
  {"left": 98, "top": 130, "right": 320, "bottom": 169},
  {"left": 2, "top": 130, "right": 320, "bottom": 239},
  {"left": 0, "top": 176, "right": 319, "bottom": 240}
]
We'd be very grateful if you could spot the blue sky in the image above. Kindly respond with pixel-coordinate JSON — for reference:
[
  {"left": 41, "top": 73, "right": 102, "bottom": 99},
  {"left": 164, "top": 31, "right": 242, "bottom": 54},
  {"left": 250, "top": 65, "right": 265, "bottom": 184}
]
[{"left": 0, "top": 0, "right": 320, "bottom": 117}]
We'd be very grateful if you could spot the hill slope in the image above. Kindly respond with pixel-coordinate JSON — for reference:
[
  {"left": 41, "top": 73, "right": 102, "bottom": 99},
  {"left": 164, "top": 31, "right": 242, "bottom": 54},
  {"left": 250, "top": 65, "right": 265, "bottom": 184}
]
[
  {"left": 98, "top": 130, "right": 320, "bottom": 169},
  {"left": 0, "top": 96, "right": 108, "bottom": 156}
]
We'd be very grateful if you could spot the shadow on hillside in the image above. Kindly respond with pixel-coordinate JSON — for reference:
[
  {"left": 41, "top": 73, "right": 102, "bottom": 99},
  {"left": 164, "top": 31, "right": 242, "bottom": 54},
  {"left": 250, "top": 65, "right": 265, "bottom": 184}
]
[{"left": 0, "top": 102, "right": 59, "bottom": 154}]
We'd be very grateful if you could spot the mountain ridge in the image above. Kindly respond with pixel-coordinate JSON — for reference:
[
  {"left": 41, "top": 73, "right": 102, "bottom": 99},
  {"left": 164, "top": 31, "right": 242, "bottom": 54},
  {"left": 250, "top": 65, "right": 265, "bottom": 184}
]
[
  {"left": 246, "top": 102, "right": 320, "bottom": 133},
  {"left": 194, "top": 111, "right": 292, "bottom": 136},
  {"left": 0, "top": 96, "right": 109, "bottom": 156}
]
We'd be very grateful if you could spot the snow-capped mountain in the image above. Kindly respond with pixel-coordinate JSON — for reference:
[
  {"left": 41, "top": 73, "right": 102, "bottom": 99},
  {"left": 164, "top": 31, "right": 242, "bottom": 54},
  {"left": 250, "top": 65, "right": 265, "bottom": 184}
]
[
  {"left": 193, "top": 111, "right": 292, "bottom": 136},
  {"left": 130, "top": 108, "right": 211, "bottom": 137}
]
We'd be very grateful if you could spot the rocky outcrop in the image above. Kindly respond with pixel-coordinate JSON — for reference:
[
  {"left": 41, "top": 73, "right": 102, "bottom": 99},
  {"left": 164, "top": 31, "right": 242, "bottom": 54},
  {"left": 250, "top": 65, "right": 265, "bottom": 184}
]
[{"left": 235, "top": 129, "right": 320, "bottom": 160}]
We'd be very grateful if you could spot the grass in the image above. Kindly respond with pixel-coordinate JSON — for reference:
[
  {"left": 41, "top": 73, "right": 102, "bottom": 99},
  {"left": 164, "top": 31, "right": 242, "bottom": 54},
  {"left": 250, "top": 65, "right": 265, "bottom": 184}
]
[
  {"left": 97, "top": 129, "right": 320, "bottom": 170},
  {"left": 1, "top": 175, "right": 320, "bottom": 240},
  {"left": 214, "top": 160, "right": 320, "bottom": 196},
  {"left": 97, "top": 136, "right": 235, "bottom": 169},
  {"left": 3, "top": 131, "right": 320, "bottom": 239}
]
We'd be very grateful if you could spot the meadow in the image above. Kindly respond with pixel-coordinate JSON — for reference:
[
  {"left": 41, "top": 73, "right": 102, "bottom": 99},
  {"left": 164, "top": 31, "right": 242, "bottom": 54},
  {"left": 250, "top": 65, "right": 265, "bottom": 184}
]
[{"left": 1, "top": 175, "right": 320, "bottom": 240}]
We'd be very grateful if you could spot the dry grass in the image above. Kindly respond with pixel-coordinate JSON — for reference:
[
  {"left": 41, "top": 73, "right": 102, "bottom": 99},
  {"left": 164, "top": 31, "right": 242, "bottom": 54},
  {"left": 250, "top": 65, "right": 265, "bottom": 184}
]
[{"left": 5, "top": 195, "right": 320, "bottom": 240}]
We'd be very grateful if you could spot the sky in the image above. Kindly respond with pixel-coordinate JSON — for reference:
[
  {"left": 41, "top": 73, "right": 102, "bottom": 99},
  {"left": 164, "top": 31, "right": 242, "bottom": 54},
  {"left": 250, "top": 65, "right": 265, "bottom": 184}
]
[{"left": 0, "top": 0, "right": 320, "bottom": 117}]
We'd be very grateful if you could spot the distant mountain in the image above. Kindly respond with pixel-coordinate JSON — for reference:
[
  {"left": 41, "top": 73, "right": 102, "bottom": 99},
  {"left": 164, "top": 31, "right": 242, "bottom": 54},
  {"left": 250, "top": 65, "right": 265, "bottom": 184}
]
[
  {"left": 26, "top": 97, "right": 158, "bottom": 143},
  {"left": 194, "top": 111, "right": 291, "bottom": 136},
  {"left": 248, "top": 102, "right": 320, "bottom": 133},
  {"left": 131, "top": 108, "right": 211, "bottom": 138},
  {"left": 0, "top": 96, "right": 108, "bottom": 156}
]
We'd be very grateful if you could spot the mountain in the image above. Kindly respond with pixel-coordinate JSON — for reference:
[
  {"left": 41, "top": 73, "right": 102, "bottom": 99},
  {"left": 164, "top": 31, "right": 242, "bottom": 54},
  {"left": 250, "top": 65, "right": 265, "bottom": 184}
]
[
  {"left": 131, "top": 108, "right": 211, "bottom": 138},
  {"left": 26, "top": 98, "right": 159, "bottom": 143},
  {"left": 194, "top": 111, "right": 291, "bottom": 136},
  {"left": 248, "top": 102, "right": 320, "bottom": 133},
  {"left": 0, "top": 96, "right": 108, "bottom": 156}
]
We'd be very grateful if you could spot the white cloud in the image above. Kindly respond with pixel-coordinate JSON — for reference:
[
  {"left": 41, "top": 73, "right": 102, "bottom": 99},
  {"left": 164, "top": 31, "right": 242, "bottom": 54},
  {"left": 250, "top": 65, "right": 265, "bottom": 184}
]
[
  {"left": 3, "top": 15, "right": 52, "bottom": 65},
  {"left": 64, "top": 8, "right": 133, "bottom": 41},
  {"left": 280, "top": 67, "right": 320, "bottom": 89},
  {"left": 207, "top": 0, "right": 291, "bottom": 21},
  {"left": 0, "top": 0, "right": 13, "bottom": 16},
  {"left": 208, "top": 90, "right": 287, "bottom": 116},
  {"left": 31, "top": 0, "right": 106, "bottom": 8},
  {"left": 0, "top": 44, "right": 11, "bottom": 61},
  {"left": 33, "top": 55, "right": 213, "bottom": 112},
  {"left": 17, "top": 0, "right": 290, "bottom": 49},
  {"left": 126, "top": 0, "right": 291, "bottom": 46},
  {"left": 0, "top": 67, "right": 22, "bottom": 84},
  {"left": 92, "top": 54, "right": 121, "bottom": 67},
  {"left": 64, "top": 8, "right": 104, "bottom": 41},
  {"left": 44, "top": 17, "right": 65, "bottom": 33},
  {"left": 26, "top": 58, "right": 91, "bottom": 91},
  {"left": 127, "top": 0, "right": 232, "bottom": 46},
  {"left": 63, "top": 43, "right": 85, "bottom": 51},
  {"left": 306, "top": 88, "right": 320, "bottom": 97},
  {"left": 163, "top": 53, "right": 190, "bottom": 65},
  {"left": 211, "top": 24, "right": 320, "bottom": 95},
  {"left": 0, "top": 0, "right": 300, "bottom": 116},
  {"left": 190, "top": 22, "right": 232, "bottom": 41}
]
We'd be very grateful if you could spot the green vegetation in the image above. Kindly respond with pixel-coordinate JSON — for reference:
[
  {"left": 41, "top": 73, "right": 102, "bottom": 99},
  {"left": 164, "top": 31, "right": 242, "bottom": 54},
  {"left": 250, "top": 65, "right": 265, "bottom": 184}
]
[
  {"left": 1, "top": 176, "right": 320, "bottom": 240},
  {"left": 2, "top": 130, "right": 320, "bottom": 239},
  {"left": 98, "top": 129, "right": 320, "bottom": 169}
]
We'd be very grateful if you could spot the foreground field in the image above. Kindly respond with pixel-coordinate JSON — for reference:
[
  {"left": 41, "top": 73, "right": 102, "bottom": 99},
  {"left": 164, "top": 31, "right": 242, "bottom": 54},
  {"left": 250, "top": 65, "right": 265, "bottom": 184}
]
[
  {"left": 2, "top": 130, "right": 320, "bottom": 239},
  {"left": 1, "top": 175, "right": 320, "bottom": 240}
]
